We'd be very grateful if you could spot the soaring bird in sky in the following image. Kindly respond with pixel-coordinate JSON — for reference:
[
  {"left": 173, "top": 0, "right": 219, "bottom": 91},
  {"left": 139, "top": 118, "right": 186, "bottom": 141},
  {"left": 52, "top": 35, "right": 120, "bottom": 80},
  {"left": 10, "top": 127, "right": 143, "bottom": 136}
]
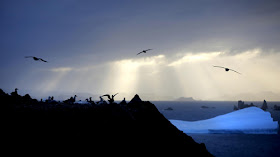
[
  {"left": 25, "top": 56, "right": 48, "bottom": 62},
  {"left": 137, "top": 49, "right": 152, "bottom": 55},
  {"left": 213, "top": 66, "right": 241, "bottom": 74}
]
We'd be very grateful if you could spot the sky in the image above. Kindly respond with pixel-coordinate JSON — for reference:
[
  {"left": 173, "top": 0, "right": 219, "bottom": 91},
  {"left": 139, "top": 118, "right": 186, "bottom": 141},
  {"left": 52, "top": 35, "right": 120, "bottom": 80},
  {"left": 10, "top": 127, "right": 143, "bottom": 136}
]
[{"left": 1, "top": 0, "right": 280, "bottom": 101}]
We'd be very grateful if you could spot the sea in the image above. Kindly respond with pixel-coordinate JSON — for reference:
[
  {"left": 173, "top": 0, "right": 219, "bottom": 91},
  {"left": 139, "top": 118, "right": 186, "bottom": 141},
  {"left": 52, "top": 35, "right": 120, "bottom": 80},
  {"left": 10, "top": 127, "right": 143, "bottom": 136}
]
[{"left": 151, "top": 101, "right": 280, "bottom": 157}]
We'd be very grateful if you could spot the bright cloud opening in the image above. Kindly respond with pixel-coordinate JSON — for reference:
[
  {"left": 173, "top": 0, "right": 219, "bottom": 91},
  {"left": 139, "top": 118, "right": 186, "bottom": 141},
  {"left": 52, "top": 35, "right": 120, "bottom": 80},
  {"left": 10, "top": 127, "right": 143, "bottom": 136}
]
[
  {"left": 23, "top": 49, "right": 280, "bottom": 101},
  {"left": 50, "top": 67, "right": 73, "bottom": 72},
  {"left": 105, "top": 55, "right": 166, "bottom": 99},
  {"left": 168, "top": 52, "right": 222, "bottom": 66}
]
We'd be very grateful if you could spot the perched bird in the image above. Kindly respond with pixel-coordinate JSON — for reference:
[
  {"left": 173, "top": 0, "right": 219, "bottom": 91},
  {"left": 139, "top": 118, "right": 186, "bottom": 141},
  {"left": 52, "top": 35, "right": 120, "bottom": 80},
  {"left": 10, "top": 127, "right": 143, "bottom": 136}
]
[
  {"left": 63, "top": 95, "right": 77, "bottom": 104},
  {"left": 25, "top": 56, "right": 48, "bottom": 62},
  {"left": 137, "top": 49, "right": 152, "bottom": 55},
  {"left": 102, "top": 93, "right": 118, "bottom": 103},
  {"left": 11, "top": 88, "right": 19, "bottom": 97},
  {"left": 213, "top": 66, "right": 241, "bottom": 74}
]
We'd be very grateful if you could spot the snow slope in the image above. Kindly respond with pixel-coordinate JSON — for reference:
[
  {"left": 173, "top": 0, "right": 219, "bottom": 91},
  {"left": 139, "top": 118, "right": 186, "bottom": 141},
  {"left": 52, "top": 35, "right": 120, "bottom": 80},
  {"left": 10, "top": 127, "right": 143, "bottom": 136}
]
[{"left": 170, "top": 107, "right": 279, "bottom": 134}]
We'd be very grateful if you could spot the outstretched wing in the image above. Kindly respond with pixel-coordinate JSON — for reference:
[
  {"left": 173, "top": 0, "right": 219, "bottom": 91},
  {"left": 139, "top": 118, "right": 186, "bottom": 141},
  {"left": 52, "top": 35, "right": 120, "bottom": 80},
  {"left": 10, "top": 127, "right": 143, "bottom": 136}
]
[
  {"left": 137, "top": 49, "right": 152, "bottom": 55},
  {"left": 39, "top": 58, "right": 48, "bottom": 62},
  {"left": 229, "top": 69, "right": 241, "bottom": 74},
  {"left": 113, "top": 93, "right": 119, "bottom": 97},
  {"left": 102, "top": 94, "right": 110, "bottom": 99},
  {"left": 213, "top": 65, "right": 226, "bottom": 69},
  {"left": 136, "top": 51, "right": 143, "bottom": 55},
  {"left": 25, "top": 56, "right": 34, "bottom": 58}
]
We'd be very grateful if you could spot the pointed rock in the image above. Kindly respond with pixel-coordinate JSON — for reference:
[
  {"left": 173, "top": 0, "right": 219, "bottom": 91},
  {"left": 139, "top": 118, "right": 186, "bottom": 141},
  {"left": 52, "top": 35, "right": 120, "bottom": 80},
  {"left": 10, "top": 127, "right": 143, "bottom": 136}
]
[{"left": 129, "top": 94, "right": 142, "bottom": 104}]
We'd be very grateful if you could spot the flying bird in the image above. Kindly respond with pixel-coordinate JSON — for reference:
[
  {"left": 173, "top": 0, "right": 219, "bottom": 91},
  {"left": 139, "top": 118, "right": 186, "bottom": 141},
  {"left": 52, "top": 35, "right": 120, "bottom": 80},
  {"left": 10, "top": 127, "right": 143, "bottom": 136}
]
[
  {"left": 137, "top": 49, "right": 152, "bottom": 55},
  {"left": 213, "top": 66, "right": 241, "bottom": 74},
  {"left": 25, "top": 56, "right": 48, "bottom": 62}
]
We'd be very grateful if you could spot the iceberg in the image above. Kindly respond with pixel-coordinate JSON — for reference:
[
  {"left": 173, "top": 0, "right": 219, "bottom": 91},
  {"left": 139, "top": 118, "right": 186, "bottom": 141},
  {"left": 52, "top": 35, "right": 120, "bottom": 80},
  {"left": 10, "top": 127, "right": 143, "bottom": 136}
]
[{"left": 170, "top": 107, "right": 279, "bottom": 134}]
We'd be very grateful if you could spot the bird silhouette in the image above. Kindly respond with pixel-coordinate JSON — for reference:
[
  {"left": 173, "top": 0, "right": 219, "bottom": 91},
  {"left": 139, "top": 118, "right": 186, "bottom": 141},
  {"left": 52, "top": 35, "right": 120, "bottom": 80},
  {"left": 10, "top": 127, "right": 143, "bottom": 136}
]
[
  {"left": 63, "top": 95, "right": 77, "bottom": 104},
  {"left": 102, "top": 93, "right": 118, "bottom": 103},
  {"left": 213, "top": 66, "right": 241, "bottom": 74},
  {"left": 137, "top": 49, "right": 152, "bottom": 55},
  {"left": 11, "top": 88, "right": 19, "bottom": 97},
  {"left": 25, "top": 56, "right": 48, "bottom": 62}
]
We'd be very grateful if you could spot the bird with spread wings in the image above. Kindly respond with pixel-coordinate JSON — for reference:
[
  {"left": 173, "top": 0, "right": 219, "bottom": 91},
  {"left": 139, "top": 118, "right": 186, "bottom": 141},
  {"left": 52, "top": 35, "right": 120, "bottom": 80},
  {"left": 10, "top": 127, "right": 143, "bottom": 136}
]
[
  {"left": 136, "top": 49, "right": 152, "bottom": 55},
  {"left": 213, "top": 66, "right": 241, "bottom": 74},
  {"left": 25, "top": 56, "right": 48, "bottom": 62},
  {"left": 102, "top": 93, "right": 119, "bottom": 104}
]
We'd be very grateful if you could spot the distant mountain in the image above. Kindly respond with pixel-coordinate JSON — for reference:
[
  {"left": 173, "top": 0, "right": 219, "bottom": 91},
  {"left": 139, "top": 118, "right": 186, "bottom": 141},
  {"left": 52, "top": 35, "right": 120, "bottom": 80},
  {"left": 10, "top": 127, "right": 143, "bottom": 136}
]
[{"left": 175, "top": 97, "right": 196, "bottom": 101}]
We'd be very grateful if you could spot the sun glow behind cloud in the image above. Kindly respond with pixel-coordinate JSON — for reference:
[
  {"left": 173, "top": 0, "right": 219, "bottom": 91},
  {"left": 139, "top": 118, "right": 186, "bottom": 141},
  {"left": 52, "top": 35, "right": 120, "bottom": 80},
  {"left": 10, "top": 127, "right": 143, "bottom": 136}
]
[
  {"left": 168, "top": 52, "right": 222, "bottom": 66},
  {"left": 27, "top": 49, "right": 280, "bottom": 101},
  {"left": 104, "top": 55, "right": 166, "bottom": 99},
  {"left": 50, "top": 67, "right": 73, "bottom": 72},
  {"left": 170, "top": 49, "right": 280, "bottom": 101},
  {"left": 105, "top": 50, "right": 280, "bottom": 101},
  {"left": 38, "top": 67, "right": 74, "bottom": 94}
]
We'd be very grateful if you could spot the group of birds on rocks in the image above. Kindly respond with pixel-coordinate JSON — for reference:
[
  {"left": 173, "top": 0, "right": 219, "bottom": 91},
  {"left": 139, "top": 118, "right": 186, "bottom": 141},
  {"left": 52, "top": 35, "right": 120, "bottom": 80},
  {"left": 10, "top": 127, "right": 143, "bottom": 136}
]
[
  {"left": 25, "top": 49, "right": 241, "bottom": 74},
  {"left": 60, "top": 93, "right": 119, "bottom": 105}
]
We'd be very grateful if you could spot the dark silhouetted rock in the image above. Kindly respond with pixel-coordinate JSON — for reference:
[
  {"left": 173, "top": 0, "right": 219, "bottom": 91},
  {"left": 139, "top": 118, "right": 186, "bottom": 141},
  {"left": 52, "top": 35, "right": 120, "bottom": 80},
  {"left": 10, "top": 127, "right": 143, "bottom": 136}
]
[
  {"left": 237, "top": 100, "right": 255, "bottom": 110},
  {"left": 238, "top": 100, "right": 245, "bottom": 109},
  {"left": 175, "top": 97, "right": 195, "bottom": 101},
  {"left": 274, "top": 105, "right": 280, "bottom": 110},
  {"left": 23, "top": 94, "right": 31, "bottom": 100},
  {"left": 164, "top": 107, "right": 173, "bottom": 110},
  {"left": 119, "top": 97, "right": 127, "bottom": 106},
  {"left": 128, "top": 94, "right": 142, "bottom": 104},
  {"left": 1, "top": 90, "right": 213, "bottom": 156},
  {"left": 0, "top": 88, "right": 6, "bottom": 96}
]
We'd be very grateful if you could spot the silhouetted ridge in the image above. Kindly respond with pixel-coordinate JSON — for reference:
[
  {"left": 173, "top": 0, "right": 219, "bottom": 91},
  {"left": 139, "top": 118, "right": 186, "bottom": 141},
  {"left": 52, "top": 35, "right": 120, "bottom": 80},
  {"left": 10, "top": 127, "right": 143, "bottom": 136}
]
[
  {"left": 1, "top": 89, "right": 213, "bottom": 156},
  {"left": 119, "top": 97, "right": 127, "bottom": 106},
  {"left": 129, "top": 94, "right": 142, "bottom": 103}
]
